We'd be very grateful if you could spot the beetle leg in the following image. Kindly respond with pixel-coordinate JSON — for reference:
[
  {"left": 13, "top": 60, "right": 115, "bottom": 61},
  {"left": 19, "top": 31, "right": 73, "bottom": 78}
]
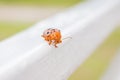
[
  {"left": 59, "top": 40, "right": 62, "bottom": 43},
  {"left": 48, "top": 40, "right": 52, "bottom": 45},
  {"left": 54, "top": 43, "right": 58, "bottom": 48},
  {"left": 53, "top": 40, "right": 58, "bottom": 48}
]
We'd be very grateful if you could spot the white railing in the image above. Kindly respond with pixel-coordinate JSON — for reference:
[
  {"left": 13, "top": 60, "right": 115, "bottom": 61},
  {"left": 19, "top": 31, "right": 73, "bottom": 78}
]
[{"left": 0, "top": 0, "right": 120, "bottom": 80}]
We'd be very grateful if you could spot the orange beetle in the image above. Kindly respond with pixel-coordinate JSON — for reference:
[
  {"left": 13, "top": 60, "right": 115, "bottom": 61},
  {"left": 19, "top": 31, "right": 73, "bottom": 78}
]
[{"left": 41, "top": 28, "right": 62, "bottom": 48}]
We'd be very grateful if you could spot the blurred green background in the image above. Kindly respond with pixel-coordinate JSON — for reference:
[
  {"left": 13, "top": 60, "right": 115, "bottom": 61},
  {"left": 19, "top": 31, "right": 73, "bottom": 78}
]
[
  {"left": 0, "top": 0, "right": 82, "bottom": 41},
  {"left": 0, "top": 0, "right": 120, "bottom": 80},
  {"left": 0, "top": 0, "right": 83, "bottom": 6},
  {"left": 0, "top": 22, "right": 33, "bottom": 40}
]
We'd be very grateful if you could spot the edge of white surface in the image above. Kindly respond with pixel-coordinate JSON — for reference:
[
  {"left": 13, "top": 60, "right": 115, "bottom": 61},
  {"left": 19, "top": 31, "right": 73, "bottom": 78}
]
[{"left": 100, "top": 49, "right": 120, "bottom": 80}]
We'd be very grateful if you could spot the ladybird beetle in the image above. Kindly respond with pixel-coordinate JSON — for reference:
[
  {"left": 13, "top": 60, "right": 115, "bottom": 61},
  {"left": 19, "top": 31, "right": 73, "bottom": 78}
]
[{"left": 41, "top": 28, "right": 62, "bottom": 48}]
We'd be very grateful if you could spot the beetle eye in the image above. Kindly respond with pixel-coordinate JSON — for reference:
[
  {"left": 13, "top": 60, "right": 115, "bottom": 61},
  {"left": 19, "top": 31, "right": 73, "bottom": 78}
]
[
  {"left": 47, "top": 32, "right": 49, "bottom": 34},
  {"left": 45, "top": 31, "right": 51, "bottom": 35},
  {"left": 43, "top": 29, "right": 52, "bottom": 36}
]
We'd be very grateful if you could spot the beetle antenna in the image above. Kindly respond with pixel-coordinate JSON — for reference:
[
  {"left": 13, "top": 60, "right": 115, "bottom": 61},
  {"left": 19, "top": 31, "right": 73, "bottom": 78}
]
[{"left": 62, "top": 37, "right": 72, "bottom": 40}]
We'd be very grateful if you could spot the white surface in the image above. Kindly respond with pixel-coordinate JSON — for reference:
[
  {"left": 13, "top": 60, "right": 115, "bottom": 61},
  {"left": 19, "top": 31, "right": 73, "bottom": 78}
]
[{"left": 0, "top": 0, "right": 120, "bottom": 80}]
